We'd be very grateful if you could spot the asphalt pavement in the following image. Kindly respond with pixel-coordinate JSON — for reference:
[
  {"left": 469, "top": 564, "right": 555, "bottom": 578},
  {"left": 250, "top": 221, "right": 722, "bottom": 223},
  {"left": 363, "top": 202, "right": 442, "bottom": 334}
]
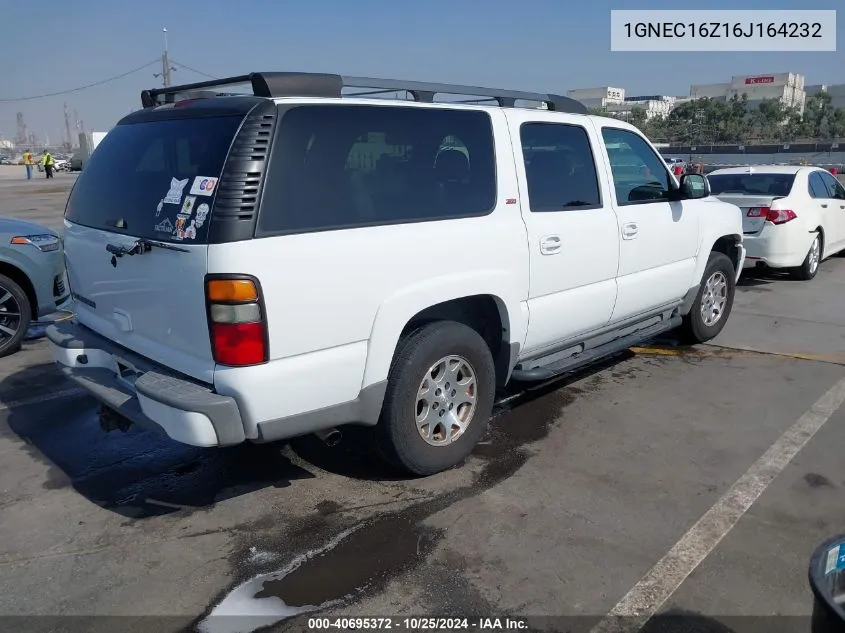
[{"left": 1, "top": 169, "right": 844, "bottom": 633}]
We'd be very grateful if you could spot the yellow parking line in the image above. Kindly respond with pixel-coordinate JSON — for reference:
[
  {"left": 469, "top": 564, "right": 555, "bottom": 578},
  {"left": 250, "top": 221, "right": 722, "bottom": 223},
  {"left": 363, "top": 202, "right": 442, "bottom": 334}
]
[
  {"left": 630, "top": 344, "right": 845, "bottom": 366},
  {"left": 629, "top": 346, "right": 703, "bottom": 357}
]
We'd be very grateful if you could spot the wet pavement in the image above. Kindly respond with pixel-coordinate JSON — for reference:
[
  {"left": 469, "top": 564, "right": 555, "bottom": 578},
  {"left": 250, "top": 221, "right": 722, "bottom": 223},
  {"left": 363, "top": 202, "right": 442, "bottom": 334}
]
[{"left": 2, "top": 173, "right": 845, "bottom": 632}]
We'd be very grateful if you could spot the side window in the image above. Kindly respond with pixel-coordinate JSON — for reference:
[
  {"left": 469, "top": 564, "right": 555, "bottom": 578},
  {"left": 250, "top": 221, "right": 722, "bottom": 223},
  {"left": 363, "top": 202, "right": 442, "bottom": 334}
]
[
  {"left": 808, "top": 172, "right": 829, "bottom": 199},
  {"left": 519, "top": 122, "right": 602, "bottom": 212},
  {"left": 257, "top": 105, "right": 497, "bottom": 235},
  {"left": 819, "top": 171, "right": 845, "bottom": 200},
  {"left": 601, "top": 127, "right": 671, "bottom": 206}
]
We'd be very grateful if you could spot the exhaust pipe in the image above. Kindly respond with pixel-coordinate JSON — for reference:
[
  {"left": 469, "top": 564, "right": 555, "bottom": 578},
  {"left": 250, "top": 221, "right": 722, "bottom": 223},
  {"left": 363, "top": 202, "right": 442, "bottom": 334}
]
[{"left": 315, "top": 428, "right": 342, "bottom": 447}]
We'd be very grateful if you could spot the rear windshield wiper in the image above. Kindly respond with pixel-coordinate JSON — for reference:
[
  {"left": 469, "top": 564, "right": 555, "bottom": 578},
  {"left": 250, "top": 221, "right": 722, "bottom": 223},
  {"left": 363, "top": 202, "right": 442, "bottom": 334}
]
[{"left": 106, "top": 238, "right": 189, "bottom": 259}]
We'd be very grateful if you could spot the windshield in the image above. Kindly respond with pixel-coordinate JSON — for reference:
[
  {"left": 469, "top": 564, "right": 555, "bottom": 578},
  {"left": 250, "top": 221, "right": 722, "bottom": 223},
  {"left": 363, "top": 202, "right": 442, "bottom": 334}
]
[
  {"left": 708, "top": 173, "right": 796, "bottom": 197},
  {"left": 65, "top": 115, "right": 242, "bottom": 243}
]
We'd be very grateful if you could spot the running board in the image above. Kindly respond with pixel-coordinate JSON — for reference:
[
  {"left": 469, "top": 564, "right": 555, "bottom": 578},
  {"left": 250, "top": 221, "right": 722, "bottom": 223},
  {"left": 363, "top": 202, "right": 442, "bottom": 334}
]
[{"left": 510, "top": 314, "right": 683, "bottom": 382}]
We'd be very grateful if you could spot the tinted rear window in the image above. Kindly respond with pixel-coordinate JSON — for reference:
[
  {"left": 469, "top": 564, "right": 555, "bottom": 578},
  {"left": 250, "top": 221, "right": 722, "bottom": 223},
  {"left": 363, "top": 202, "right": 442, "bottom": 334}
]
[
  {"left": 257, "top": 104, "right": 496, "bottom": 235},
  {"left": 520, "top": 122, "right": 602, "bottom": 211},
  {"left": 65, "top": 115, "right": 242, "bottom": 243},
  {"left": 708, "top": 173, "right": 796, "bottom": 197}
]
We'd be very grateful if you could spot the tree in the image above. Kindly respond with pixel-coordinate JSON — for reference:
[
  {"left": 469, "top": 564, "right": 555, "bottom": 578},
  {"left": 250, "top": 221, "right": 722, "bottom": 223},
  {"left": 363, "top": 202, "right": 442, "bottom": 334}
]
[
  {"left": 749, "top": 99, "right": 788, "bottom": 140},
  {"left": 629, "top": 107, "right": 648, "bottom": 129},
  {"left": 801, "top": 91, "right": 836, "bottom": 139}
]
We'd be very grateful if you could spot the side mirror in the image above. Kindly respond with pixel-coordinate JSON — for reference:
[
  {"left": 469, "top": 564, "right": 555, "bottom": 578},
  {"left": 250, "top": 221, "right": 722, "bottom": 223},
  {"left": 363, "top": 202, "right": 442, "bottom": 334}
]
[
  {"left": 809, "top": 535, "right": 845, "bottom": 632},
  {"left": 680, "top": 173, "right": 710, "bottom": 200}
]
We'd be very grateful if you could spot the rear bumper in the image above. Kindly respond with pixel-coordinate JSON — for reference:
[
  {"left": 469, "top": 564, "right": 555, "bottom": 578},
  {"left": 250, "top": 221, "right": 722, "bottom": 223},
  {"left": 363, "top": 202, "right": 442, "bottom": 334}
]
[
  {"left": 46, "top": 321, "right": 246, "bottom": 447},
  {"left": 741, "top": 224, "right": 815, "bottom": 270}
]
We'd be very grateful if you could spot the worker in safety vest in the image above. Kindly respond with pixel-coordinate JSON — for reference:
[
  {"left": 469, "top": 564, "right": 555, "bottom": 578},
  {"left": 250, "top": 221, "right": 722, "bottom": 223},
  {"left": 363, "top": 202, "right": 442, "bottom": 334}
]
[
  {"left": 41, "top": 150, "right": 55, "bottom": 179},
  {"left": 22, "top": 150, "right": 34, "bottom": 180}
]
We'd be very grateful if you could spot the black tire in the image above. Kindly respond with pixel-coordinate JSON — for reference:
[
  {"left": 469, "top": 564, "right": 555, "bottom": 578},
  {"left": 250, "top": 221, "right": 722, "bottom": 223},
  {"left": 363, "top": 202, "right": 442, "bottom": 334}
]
[
  {"left": 377, "top": 321, "right": 496, "bottom": 476},
  {"left": 0, "top": 274, "right": 31, "bottom": 358},
  {"left": 791, "top": 233, "right": 822, "bottom": 281},
  {"left": 680, "top": 252, "right": 736, "bottom": 344}
]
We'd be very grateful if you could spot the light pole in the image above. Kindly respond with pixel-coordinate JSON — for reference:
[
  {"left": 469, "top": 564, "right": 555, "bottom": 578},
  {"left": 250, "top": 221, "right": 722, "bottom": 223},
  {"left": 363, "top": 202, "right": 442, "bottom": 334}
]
[{"left": 154, "top": 27, "right": 176, "bottom": 87}]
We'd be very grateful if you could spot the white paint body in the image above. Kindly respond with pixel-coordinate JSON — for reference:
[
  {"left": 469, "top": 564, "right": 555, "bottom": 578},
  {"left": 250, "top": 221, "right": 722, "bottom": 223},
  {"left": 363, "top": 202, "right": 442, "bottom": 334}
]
[
  {"left": 711, "top": 165, "right": 845, "bottom": 270},
  {"left": 57, "top": 98, "right": 745, "bottom": 446}
]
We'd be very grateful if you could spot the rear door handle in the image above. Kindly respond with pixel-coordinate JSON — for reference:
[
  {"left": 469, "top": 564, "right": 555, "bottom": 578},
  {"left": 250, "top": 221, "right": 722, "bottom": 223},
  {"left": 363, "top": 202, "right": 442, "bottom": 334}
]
[
  {"left": 821, "top": 203, "right": 828, "bottom": 208},
  {"left": 621, "top": 222, "right": 639, "bottom": 240},
  {"left": 540, "top": 235, "right": 562, "bottom": 255}
]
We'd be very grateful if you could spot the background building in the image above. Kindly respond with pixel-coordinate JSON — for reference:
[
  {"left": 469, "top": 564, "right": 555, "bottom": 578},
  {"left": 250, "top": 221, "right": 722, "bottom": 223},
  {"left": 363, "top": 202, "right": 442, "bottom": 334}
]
[
  {"left": 605, "top": 95, "right": 677, "bottom": 120},
  {"left": 805, "top": 84, "right": 845, "bottom": 109},
  {"left": 690, "top": 73, "right": 806, "bottom": 114},
  {"left": 565, "top": 87, "right": 625, "bottom": 110}
]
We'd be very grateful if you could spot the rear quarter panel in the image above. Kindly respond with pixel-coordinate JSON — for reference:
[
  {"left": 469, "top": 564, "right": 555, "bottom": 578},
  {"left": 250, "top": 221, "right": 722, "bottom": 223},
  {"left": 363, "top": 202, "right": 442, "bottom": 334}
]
[{"left": 207, "top": 108, "right": 529, "bottom": 425}]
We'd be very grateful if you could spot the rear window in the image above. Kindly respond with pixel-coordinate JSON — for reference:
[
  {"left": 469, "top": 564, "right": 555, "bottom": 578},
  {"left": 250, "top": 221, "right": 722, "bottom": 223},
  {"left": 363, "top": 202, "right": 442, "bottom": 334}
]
[
  {"left": 257, "top": 104, "right": 496, "bottom": 235},
  {"left": 65, "top": 115, "right": 242, "bottom": 243},
  {"left": 708, "top": 173, "right": 796, "bottom": 197}
]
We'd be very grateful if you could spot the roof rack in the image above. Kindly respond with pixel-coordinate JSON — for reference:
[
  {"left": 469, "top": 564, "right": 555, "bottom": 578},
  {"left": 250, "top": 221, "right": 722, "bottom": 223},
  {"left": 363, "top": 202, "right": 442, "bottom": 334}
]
[{"left": 140, "top": 71, "right": 587, "bottom": 114}]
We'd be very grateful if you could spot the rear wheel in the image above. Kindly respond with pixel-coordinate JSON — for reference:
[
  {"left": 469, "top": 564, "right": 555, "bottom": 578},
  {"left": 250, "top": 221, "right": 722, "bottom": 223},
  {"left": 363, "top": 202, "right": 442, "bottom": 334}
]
[
  {"left": 791, "top": 233, "right": 821, "bottom": 281},
  {"left": 680, "top": 252, "right": 735, "bottom": 344},
  {"left": 0, "top": 274, "right": 31, "bottom": 358},
  {"left": 377, "top": 321, "right": 495, "bottom": 476}
]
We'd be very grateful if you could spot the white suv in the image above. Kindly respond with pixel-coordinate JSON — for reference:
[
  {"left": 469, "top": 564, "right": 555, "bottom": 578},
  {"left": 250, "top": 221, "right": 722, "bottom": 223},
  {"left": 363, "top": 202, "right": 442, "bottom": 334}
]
[{"left": 47, "top": 72, "right": 745, "bottom": 475}]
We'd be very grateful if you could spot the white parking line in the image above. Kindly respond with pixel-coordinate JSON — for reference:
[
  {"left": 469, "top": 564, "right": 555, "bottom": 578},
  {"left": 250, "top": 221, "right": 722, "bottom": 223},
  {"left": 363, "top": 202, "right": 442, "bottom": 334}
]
[
  {"left": 0, "top": 387, "right": 85, "bottom": 412},
  {"left": 590, "top": 374, "right": 845, "bottom": 633}
]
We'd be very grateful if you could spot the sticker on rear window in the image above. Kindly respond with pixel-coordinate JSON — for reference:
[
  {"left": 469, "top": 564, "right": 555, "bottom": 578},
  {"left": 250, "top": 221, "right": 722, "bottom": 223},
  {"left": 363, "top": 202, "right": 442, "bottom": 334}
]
[
  {"left": 174, "top": 213, "right": 197, "bottom": 241},
  {"left": 163, "top": 177, "right": 189, "bottom": 205},
  {"left": 190, "top": 176, "right": 218, "bottom": 196},
  {"left": 180, "top": 195, "right": 197, "bottom": 217},
  {"left": 155, "top": 199, "right": 164, "bottom": 217},
  {"left": 195, "top": 203, "right": 210, "bottom": 227},
  {"left": 174, "top": 214, "right": 188, "bottom": 240},
  {"left": 154, "top": 217, "right": 173, "bottom": 233}
]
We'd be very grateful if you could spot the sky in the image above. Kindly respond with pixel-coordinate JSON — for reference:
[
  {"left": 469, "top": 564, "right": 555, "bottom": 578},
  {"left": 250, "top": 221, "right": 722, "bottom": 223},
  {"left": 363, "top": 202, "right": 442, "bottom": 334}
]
[{"left": 0, "top": 0, "right": 842, "bottom": 144}]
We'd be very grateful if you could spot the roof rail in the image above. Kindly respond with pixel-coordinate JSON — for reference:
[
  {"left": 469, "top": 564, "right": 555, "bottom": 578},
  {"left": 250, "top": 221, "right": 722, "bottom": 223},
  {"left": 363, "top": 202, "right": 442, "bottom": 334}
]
[{"left": 140, "top": 72, "right": 587, "bottom": 114}]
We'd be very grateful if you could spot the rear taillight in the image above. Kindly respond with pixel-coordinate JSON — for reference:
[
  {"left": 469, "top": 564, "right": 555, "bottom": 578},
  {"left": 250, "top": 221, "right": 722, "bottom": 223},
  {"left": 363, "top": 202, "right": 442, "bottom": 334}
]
[
  {"left": 747, "top": 207, "right": 797, "bottom": 225},
  {"left": 766, "top": 209, "right": 797, "bottom": 224},
  {"left": 205, "top": 277, "right": 268, "bottom": 366}
]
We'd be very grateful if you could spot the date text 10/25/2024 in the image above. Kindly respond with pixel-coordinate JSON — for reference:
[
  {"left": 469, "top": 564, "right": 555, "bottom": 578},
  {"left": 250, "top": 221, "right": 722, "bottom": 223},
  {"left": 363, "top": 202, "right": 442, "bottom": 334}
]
[{"left": 307, "top": 617, "right": 529, "bottom": 631}]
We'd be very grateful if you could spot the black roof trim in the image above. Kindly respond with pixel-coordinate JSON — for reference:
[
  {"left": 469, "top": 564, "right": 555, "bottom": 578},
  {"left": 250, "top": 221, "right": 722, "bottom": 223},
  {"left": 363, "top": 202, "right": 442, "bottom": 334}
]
[
  {"left": 140, "top": 72, "right": 587, "bottom": 114},
  {"left": 121, "top": 95, "right": 267, "bottom": 124}
]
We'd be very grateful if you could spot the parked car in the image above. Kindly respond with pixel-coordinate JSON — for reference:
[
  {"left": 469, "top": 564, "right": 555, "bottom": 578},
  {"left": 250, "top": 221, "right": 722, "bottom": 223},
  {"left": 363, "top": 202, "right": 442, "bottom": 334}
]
[
  {"left": 708, "top": 166, "right": 845, "bottom": 280},
  {"left": 0, "top": 218, "right": 70, "bottom": 357},
  {"left": 68, "top": 153, "right": 83, "bottom": 172},
  {"left": 46, "top": 72, "right": 745, "bottom": 476},
  {"left": 53, "top": 159, "right": 70, "bottom": 172}
]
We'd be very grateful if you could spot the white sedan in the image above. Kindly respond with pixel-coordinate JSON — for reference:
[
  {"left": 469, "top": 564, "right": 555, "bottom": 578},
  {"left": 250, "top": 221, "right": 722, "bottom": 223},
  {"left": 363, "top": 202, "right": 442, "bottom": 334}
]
[{"left": 708, "top": 166, "right": 845, "bottom": 280}]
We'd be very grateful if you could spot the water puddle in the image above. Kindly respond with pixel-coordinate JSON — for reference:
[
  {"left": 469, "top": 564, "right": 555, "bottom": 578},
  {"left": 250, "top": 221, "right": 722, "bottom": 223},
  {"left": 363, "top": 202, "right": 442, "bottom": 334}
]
[
  {"left": 197, "top": 527, "right": 361, "bottom": 633},
  {"left": 196, "top": 356, "right": 627, "bottom": 632}
]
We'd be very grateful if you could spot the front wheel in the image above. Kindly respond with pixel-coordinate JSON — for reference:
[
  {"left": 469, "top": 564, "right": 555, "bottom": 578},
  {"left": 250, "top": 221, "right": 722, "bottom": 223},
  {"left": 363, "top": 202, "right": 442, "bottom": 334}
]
[
  {"left": 377, "top": 321, "right": 496, "bottom": 476},
  {"left": 680, "top": 252, "right": 736, "bottom": 344},
  {"left": 0, "top": 274, "right": 31, "bottom": 358}
]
